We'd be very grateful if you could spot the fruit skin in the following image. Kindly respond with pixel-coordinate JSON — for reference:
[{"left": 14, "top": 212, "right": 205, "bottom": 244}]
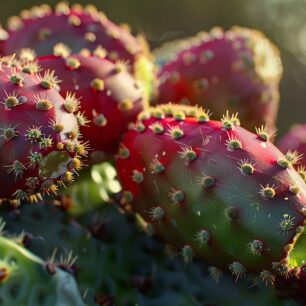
[
  {"left": 1, "top": 2, "right": 154, "bottom": 101},
  {"left": 0, "top": 201, "right": 297, "bottom": 306},
  {"left": 0, "top": 60, "right": 86, "bottom": 205},
  {"left": 0, "top": 235, "right": 85, "bottom": 306},
  {"left": 2, "top": 3, "right": 143, "bottom": 64},
  {"left": 36, "top": 53, "right": 145, "bottom": 162},
  {"left": 278, "top": 124, "right": 306, "bottom": 167},
  {"left": 116, "top": 104, "right": 306, "bottom": 279},
  {"left": 156, "top": 27, "right": 283, "bottom": 131}
]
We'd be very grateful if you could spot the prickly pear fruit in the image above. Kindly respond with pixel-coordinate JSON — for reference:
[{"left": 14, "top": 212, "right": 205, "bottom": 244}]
[
  {"left": 278, "top": 124, "right": 306, "bottom": 168},
  {"left": 1, "top": 2, "right": 154, "bottom": 101},
  {"left": 0, "top": 59, "right": 86, "bottom": 205},
  {"left": 0, "top": 235, "right": 86, "bottom": 306},
  {"left": 2, "top": 2, "right": 144, "bottom": 64},
  {"left": 156, "top": 27, "right": 283, "bottom": 131},
  {"left": 35, "top": 53, "right": 145, "bottom": 162},
  {"left": 116, "top": 104, "right": 306, "bottom": 281}
]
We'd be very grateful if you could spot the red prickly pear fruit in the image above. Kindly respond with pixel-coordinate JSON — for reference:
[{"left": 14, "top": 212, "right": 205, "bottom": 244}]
[
  {"left": 34, "top": 53, "right": 145, "bottom": 163},
  {"left": 2, "top": 2, "right": 144, "bottom": 63},
  {"left": 156, "top": 27, "right": 283, "bottom": 132},
  {"left": 1, "top": 2, "right": 154, "bottom": 101},
  {"left": 116, "top": 103, "right": 306, "bottom": 280},
  {"left": 278, "top": 124, "right": 306, "bottom": 168},
  {"left": 0, "top": 58, "right": 87, "bottom": 205}
]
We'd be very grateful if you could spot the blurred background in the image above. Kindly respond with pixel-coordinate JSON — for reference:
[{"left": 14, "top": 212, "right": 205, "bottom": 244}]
[{"left": 1, "top": 0, "right": 305, "bottom": 137}]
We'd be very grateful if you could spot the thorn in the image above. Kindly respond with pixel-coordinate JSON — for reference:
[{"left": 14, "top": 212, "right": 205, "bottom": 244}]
[
  {"left": 150, "top": 159, "right": 165, "bottom": 174},
  {"left": 36, "top": 99, "right": 53, "bottom": 111},
  {"left": 28, "top": 151, "right": 43, "bottom": 168},
  {"left": 118, "top": 100, "right": 133, "bottom": 111},
  {"left": 64, "top": 92, "right": 80, "bottom": 113},
  {"left": 197, "top": 175, "right": 215, "bottom": 188},
  {"left": 65, "top": 56, "right": 81, "bottom": 70},
  {"left": 131, "top": 170, "right": 144, "bottom": 183},
  {"left": 117, "top": 144, "right": 130, "bottom": 159},
  {"left": 247, "top": 240, "right": 263, "bottom": 255},
  {"left": 133, "top": 121, "right": 146, "bottom": 133},
  {"left": 25, "top": 126, "right": 42, "bottom": 142},
  {"left": 75, "top": 111, "right": 90, "bottom": 127},
  {"left": 208, "top": 266, "right": 222, "bottom": 282},
  {"left": 39, "top": 136, "right": 53, "bottom": 150},
  {"left": 195, "top": 229, "right": 210, "bottom": 246},
  {"left": 181, "top": 245, "right": 194, "bottom": 265},
  {"left": 279, "top": 214, "right": 295, "bottom": 234},
  {"left": 5, "top": 160, "right": 26, "bottom": 179},
  {"left": 120, "top": 191, "right": 133, "bottom": 205},
  {"left": 255, "top": 125, "right": 276, "bottom": 142},
  {"left": 169, "top": 188, "right": 184, "bottom": 204},
  {"left": 149, "top": 206, "right": 164, "bottom": 222},
  {"left": 260, "top": 270, "right": 275, "bottom": 286},
  {"left": 224, "top": 206, "right": 239, "bottom": 221},
  {"left": 179, "top": 146, "right": 197, "bottom": 163},
  {"left": 91, "top": 78, "right": 104, "bottom": 91},
  {"left": 226, "top": 134, "right": 242, "bottom": 150},
  {"left": 166, "top": 125, "right": 184, "bottom": 139},
  {"left": 18, "top": 48, "right": 36, "bottom": 62},
  {"left": 221, "top": 111, "right": 240, "bottom": 130},
  {"left": 260, "top": 184, "right": 276, "bottom": 199},
  {"left": 238, "top": 159, "right": 255, "bottom": 175},
  {"left": 149, "top": 122, "right": 164, "bottom": 134},
  {"left": 229, "top": 261, "right": 246, "bottom": 281},
  {"left": 93, "top": 113, "right": 107, "bottom": 127},
  {"left": 38, "top": 70, "right": 61, "bottom": 89}
]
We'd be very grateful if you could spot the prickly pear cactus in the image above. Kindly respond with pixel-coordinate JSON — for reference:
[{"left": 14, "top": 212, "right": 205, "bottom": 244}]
[
  {"left": 35, "top": 52, "right": 146, "bottom": 161},
  {"left": 1, "top": 2, "right": 154, "bottom": 101},
  {"left": 0, "top": 235, "right": 86, "bottom": 306},
  {"left": 0, "top": 58, "right": 86, "bottom": 205},
  {"left": 0, "top": 202, "right": 297, "bottom": 306},
  {"left": 116, "top": 104, "right": 306, "bottom": 282},
  {"left": 156, "top": 27, "right": 283, "bottom": 131}
]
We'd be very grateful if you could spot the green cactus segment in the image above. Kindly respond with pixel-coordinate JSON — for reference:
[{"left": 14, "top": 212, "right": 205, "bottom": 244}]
[
  {"left": 0, "top": 235, "right": 85, "bottom": 306},
  {"left": 1, "top": 202, "right": 297, "bottom": 306},
  {"left": 287, "top": 226, "right": 306, "bottom": 269},
  {"left": 1, "top": 202, "right": 142, "bottom": 306},
  {"left": 116, "top": 104, "right": 306, "bottom": 278},
  {"left": 59, "top": 162, "right": 121, "bottom": 215}
]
